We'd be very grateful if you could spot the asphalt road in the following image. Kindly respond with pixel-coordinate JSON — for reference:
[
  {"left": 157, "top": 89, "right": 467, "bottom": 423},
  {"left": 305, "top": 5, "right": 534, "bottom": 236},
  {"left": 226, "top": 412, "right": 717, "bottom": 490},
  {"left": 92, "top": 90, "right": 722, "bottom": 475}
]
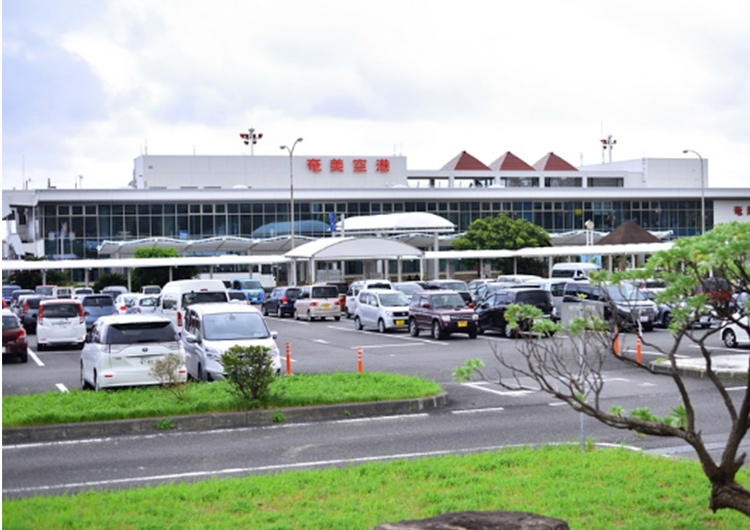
[{"left": 3, "top": 315, "right": 750, "bottom": 499}]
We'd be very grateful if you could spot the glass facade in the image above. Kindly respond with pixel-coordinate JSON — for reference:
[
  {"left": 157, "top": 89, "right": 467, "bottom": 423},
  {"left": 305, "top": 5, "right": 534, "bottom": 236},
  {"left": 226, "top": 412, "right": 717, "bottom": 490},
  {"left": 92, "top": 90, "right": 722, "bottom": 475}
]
[{"left": 41, "top": 198, "right": 713, "bottom": 259}]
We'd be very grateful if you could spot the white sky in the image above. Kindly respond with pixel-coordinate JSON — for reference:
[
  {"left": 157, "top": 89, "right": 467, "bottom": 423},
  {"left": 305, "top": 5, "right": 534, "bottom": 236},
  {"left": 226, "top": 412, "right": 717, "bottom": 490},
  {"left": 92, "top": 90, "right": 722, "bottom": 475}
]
[{"left": 2, "top": 0, "right": 749, "bottom": 191}]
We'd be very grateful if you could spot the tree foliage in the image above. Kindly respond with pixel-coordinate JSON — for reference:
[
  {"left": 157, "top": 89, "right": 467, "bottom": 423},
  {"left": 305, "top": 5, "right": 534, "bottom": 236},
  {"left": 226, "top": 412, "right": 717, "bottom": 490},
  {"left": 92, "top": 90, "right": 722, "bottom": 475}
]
[
  {"left": 132, "top": 247, "right": 198, "bottom": 291},
  {"left": 457, "top": 222, "right": 750, "bottom": 517},
  {"left": 451, "top": 214, "right": 552, "bottom": 275}
]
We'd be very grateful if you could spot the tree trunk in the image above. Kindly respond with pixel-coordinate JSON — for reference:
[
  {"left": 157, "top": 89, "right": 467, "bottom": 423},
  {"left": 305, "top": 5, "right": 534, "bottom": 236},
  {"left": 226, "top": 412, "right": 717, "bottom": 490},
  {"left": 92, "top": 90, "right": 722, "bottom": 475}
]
[{"left": 710, "top": 481, "right": 750, "bottom": 516}]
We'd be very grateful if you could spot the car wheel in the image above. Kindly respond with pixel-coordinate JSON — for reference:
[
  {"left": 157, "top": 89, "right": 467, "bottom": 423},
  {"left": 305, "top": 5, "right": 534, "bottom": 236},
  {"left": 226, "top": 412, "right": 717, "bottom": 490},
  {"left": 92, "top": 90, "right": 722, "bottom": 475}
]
[
  {"left": 294, "top": 309, "right": 300, "bottom": 320},
  {"left": 77, "top": 342, "right": 85, "bottom": 350},
  {"left": 431, "top": 321, "right": 445, "bottom": 340},
  {"left": 19, "top": 351, "right": 28, "bottom": 363},
  {"left": 94, "top": 370, "right": 102, "bottom": 392},
  {"left": 37, "top": 343, "right": 46, "bottom": 352},
  {"left": 354, "top": 316, "right": 363, "bottom": 330},
  {"left": 198, "top": 363, "right": 206, "bottom": 382},
  {"left": 307, "top": 310, "right": 313, "bottom": 322},
  {"left": 504, "top": 325, "right": 515, "bottom": 339},
  {"left": 409, "top": 318, "right": 420, "bottom": 337},
  {"left": 477, "top": 322, "right": 485, "bottom": 335},
  {"left": 262, "top": 305, "right": 269, "bottom": 316},
  {"left": 378, "top": 319, "right": 387, "bottom": 333},
  {"left": 662, "top": 312, "right": 671, "bottom": 328},
  {"left": 80, "top": 362, "right": 92, "bottom": 390},
  {"left": 468, "top": 328, "right": 478, "bottom": 339},
  {"left": 724, "top": 329, "right": 739, "bottom": 348},
  {"left": 643, "top": 323, "right": 653, "bottom": 332},
  {"left": 334, "top": 316, "right": 340, "bottom": 322}
]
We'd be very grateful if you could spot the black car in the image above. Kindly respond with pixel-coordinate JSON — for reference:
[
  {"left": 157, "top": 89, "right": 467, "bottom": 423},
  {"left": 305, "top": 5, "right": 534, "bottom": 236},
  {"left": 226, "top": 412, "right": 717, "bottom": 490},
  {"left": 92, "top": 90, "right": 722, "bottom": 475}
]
[
  {"left": 262, "top": 286, "right": 301, "bottom": 318},
  {"left": 562, "top": 281, "right": 657, "bottom": 332},
  {"left": 476, "top": 288, "right": 556, "bottom": 338},
  {"left": 408, "top": 290, "right": 478, "bottom": 340}
]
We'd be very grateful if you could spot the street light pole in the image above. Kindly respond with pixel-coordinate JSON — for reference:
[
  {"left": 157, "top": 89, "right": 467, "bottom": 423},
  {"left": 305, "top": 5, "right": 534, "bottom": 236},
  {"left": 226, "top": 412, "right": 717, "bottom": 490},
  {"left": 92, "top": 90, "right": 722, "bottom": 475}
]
[
  {"left": 281, "top": 138, "right": 303, "bottom": 284},
  {"left": 683, "top": 149, "right": 705, "bottom": 235}
]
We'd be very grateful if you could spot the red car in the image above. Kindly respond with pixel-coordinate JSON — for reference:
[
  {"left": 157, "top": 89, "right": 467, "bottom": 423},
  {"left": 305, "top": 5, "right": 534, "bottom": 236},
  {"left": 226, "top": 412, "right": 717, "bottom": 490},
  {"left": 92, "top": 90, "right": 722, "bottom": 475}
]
[{"left": 2, "top": 310, "right": 28, "bottom": 363}]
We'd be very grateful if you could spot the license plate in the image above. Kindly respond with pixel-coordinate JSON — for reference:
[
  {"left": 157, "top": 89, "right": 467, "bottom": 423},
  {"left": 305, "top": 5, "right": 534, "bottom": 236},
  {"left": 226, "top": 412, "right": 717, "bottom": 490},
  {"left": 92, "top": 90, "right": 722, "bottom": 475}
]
[
  {"left": 640, "top": 316, "right": 650, "bottom": 322},
  {"left": 395, "top": 320, "right": 405, "bottom": 326},
  {"left": 457, "top": 321, "right": 467, "bottom": 327},
  {"left": 322, "top": 304, "right": 330, "bottom": 309},
  {"left": 140, "top": 358, "right": 157, "bottom": 365}
]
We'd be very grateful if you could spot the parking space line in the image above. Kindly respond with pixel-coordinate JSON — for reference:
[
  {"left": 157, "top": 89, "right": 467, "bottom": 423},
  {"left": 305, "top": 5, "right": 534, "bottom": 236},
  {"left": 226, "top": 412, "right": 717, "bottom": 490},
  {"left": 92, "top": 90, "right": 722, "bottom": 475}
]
[
  {"left": 452, "top": 407, "right": 505, "bottom": 414},
  {"left": 28, "top": 348, "right": 44, "bottom": 366},
  {"left": 349, "top": 343, "right": 424, "bottom": 350},
  {"left": 55, "top": 383, "right": 69, "bottom": 393},
  {"left": 462, "top": 381, "right": 534, "bottom": 397},
  {"left": 328, "top": 325, "right": 449, "bottom": 346}
]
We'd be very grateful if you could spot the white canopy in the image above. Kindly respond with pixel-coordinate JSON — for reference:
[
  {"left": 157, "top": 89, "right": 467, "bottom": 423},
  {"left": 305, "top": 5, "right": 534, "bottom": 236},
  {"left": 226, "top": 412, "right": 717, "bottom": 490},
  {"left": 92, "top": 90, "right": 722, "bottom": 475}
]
[
  {"left": 339, "top": 212, "right": 455, "bottom": 234},
  {"left": 286, "top": 237, "right": 423, "bottom": 260}
]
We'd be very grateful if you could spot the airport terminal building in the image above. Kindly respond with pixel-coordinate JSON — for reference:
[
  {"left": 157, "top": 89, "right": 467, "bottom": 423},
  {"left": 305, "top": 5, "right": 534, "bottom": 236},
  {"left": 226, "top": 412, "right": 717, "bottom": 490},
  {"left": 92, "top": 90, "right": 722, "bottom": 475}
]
[{"left": 3, "top": 150, "right": 750, "bottom": 275}]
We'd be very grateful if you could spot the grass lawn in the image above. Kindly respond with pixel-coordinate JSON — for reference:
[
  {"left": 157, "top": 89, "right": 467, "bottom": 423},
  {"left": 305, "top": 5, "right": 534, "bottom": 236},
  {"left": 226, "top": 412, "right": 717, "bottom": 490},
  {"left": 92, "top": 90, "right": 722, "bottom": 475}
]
[
  {"left": 4, "top": 445, "right": 749, "bottom": 529},
  {"left": 2, "top": 372, "right": 442, "bottom": 427}
]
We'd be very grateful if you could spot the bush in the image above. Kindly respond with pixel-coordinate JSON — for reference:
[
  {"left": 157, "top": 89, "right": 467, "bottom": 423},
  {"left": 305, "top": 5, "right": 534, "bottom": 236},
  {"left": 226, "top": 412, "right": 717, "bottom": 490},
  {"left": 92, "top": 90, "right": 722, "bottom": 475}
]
[
  {"left": 149, "top": 353, "right": 188, "bottom": 401},
  {"left": 221, "top": 345, "right": 276, "bottom": 405}
]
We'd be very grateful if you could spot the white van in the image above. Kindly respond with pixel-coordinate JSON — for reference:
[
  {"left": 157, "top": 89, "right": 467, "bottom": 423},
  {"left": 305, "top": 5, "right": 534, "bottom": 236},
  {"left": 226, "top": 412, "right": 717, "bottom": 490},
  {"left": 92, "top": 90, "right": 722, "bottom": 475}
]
[
  {"left": 159, "top": 279, "right": 229, "bottom": 333},
  {"left": 53, "top": 286, "right": 74, "bottom": 299},
  {"left": 551, "top": 262, "right": 601, "bottom": 279},
  {"left": 345, "top": 279, "right": 393, "bottom": 318}
]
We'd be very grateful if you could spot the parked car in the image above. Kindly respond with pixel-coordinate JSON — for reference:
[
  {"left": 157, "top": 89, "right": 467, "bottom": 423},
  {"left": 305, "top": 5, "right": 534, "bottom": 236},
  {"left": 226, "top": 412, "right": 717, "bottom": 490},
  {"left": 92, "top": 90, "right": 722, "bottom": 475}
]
[
  {"left": 80, "top": 314, "right": 186, "bottom": 391},
  {"left": 642, "top": 290, "right": 716, "bottom": 329},
  {"left": 13, "top": 294, "right": 47, "bottom": 333},
  {"left": 294, "top": 284, "right": 342, "bottom": 321},
  {"left": 475, "top": 287, "right": 557, "bottom": 338},
  {"left": 228, "top": 290, "right": 252, "bottom": 304},
  {"left": 495, "top": 274, "right": 543, "bottom": 285},
  {"left": 424, "top": 279, "right": 473, "bottom": 306},
  {"left": 472, "top": 281, "right": 519, "bottom": 304},
  {"left": 35, "top": 285, "right": 56, "bottom": 297},
  {"left": 159, "top": 279, "right": 229, "bottom": 333},
  {"left": 182, "top": 303, "right": 281, "bottom": 381},
  {"left": 721, "top": 315, "right": 750, "bottom": 348},
  {"left": 79, "top": 294, "right": 118, "bottom": 330},
  {"left": 73, "top": 287, "right": 95, "bottom": 299},
  {"left": 562, "top": 281, "right": 657, "bottom": 331},
  {"left": 2, "top": 310, "right": 28, "bottom": 363},
  {"left": 392, "top": 281, "right": 426, "bottom": 300},
  {"left": 346, "top": 279, "right": 393, "bottom": 318},
  {"left": 36, "top": 299, "right": 86, "bottom": 350},
  {"left": 322, "top": 281, "right": 349, "bottom": 316},
  {"left": 353, "top": 289, "right": 411, "bottom": 333},
  {"left": 140, "top": 285, "right": 162, "bottom": 295},
  {"left": 9, "top": 289, "right": 34, "bottom": 307},
  {"left": 52, "top": 286, "right": 74, "bottom": 299},
  {"left": 262, "top": 286, "right": 301, "bottom": 318},
  {"left": 551, "top": 262, "right": 601, "bottom": 279},
  {"left": 408, "top": 290, "right": 478, "bottom": 340},
  {"left": 114, "top": 293, "right": 141, "bottom": 314},
  {"left": 536, "top": 278, "right": 571, "bottom": 316},
  {"left": 2, "top": 285, "right": 21, "bottom": 304},
  {"left": 231, "top": 278, "right": 266, "bottom": 304},
  {"left": 100, "top": 285, "right": 129, "bottom": 299},
  {"left": 135, "top": 295, "right": 160, "bottom": 314}
]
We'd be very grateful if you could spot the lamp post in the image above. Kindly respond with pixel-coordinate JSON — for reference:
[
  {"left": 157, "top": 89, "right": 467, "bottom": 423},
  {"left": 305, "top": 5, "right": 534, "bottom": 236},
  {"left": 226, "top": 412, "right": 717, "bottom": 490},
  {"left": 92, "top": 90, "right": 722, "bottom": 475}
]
[
  {"left": 683, "top": 149, "right": 705, "bottom": 235},
  {"left": 281, "top": 138, "right": 303, "bottom": 284}
]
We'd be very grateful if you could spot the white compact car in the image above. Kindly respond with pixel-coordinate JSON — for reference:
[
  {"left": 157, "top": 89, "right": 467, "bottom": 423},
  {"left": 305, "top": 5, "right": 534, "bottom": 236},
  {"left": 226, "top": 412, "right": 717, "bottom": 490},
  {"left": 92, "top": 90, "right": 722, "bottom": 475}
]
[
  {"left": 721, "top": 315, "right": 750, "bottom": 348},
  {"left": 353, "top": 288, "right": 411, "bottom": 333},
  {"left": 182, "top": 303, "right": 281, "bottom": 381},
  {"left": 36, "top": 299, "right": 86, "bottom": 350},
  {"left": 80, "top": 314, "right": 185, "bottom": 390}
]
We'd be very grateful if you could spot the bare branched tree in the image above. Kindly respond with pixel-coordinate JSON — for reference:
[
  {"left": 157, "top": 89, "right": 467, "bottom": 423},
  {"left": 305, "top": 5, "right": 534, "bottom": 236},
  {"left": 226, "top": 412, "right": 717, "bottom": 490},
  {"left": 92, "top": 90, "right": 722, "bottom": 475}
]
[{"left": 455, "top": 222, "right": 750, "bottom": 517}]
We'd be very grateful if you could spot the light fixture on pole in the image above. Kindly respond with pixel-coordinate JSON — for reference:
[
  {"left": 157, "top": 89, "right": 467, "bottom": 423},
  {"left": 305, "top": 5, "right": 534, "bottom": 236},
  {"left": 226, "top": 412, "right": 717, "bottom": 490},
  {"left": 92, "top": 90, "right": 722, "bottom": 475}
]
[
  {"left": 682, "top": 149, "right": 705, "bottom": 235},
  {"left": 239, "top": 128, "right": 263, "bottom": 155},
  {"left": 280, "top": 138, "right": 303, "bottom": 284}
]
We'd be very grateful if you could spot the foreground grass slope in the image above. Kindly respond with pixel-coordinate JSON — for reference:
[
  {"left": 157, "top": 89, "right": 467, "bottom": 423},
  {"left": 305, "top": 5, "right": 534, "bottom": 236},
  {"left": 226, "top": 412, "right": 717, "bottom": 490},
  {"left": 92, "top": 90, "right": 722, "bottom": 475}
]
[
  {"left": 4, "top": 445, "right": 749, "bottom": 529},
  {"left": 2, "top": 373, "right": 442, "bottom": 427}
]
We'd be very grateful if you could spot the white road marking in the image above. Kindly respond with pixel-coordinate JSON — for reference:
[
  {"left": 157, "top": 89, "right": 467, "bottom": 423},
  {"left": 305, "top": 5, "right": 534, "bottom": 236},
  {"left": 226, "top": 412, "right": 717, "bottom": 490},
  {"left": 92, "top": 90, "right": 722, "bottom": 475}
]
[
  {"left": 55, "top": 383, "right": 69, "bottom": 393},
  {"left": 462, "top": 381, "right": 534, "bottom": 397},
  {"left": 452, "top": 407, "right": 505, "bottom": 414},
  {"left": 29, "top": 349, "right": 44, "bottom": 366},
  {"left": 349, "top": 343, "right": 424, "bottom": 350},
  {"left": 313, "top": 339, "right": 329, "bottom": 344}
]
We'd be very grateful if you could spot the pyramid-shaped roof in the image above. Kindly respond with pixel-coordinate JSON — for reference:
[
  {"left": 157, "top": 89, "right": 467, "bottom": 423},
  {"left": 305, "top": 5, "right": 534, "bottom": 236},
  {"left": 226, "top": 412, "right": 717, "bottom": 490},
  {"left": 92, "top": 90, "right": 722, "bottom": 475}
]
[
  {"left": 440, "top": 151, "right": 490, "bottom": 171},
  {"left": 596, "top": 220, "right": 661, "bottom": 245},
  {"left": 488, "top": 151, "right": 535, "bottom": 171},
  {"left": 532, "top": 152, "right": 578, "bottom": 171}
]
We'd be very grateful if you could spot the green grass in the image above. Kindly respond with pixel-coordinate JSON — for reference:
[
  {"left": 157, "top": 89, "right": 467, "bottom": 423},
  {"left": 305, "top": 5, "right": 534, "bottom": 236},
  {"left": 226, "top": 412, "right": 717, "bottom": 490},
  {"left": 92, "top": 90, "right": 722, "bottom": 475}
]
[
  {"left": 4, "top": 445, "right": 748, "bottom": 529},
  {"left": 2, "top": 373, "right": 442, "bottom": 427}
]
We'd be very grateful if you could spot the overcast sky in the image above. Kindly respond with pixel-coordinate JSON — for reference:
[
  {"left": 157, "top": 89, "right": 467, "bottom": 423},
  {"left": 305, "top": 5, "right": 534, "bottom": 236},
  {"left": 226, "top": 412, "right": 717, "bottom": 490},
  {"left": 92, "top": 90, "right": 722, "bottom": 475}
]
[{"left": 3, "top": 0, "right": 749, "bottom": 191}]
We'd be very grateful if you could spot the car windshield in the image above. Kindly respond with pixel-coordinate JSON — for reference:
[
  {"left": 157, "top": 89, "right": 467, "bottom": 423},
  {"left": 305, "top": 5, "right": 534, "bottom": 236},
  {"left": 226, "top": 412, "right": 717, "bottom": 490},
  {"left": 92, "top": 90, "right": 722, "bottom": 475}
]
[
  {"left": 3, "top": 315, "right": 21, "bottom": 329},
  {"left": 42, "top": 303, "right": 80, "bottom": 318},
  {"left": 515, "top": 291, "right": 552, "bottom": 306},
  {"left": 105, "top": 321, "right": 177, "bottom": 344},
  {"left": 395, "top": 284, "right": 423, "bottom": 296},
  {"left": 203, "top": 312, "right": 270, "bottom": 340},
  {"left": 431, "top": 294, "right": 466, "bottom": 309},
  {"left": 36, "top": 286, "right": 55, "bottom": 296},
  {"left": 83, "top": 296, "right": 114, "bottom": 307},
  {"left": 236, "top": 280, "right": 262, "bottom": 290},
  {"left": 311, "top": 286, "right": 339, "bottom": 299},
  {"left": 442, "top": 281, "right": 468, "bottom": 291},
  {"left": 182, "top": 291, "right": 228, "bottom": 306},
  {"left": 23, "top": 298, "right": 42, "bottom": 309},
  {"left": 379, "top": 293, "right": 410, "bottom": 307},
  {"left": 606, "top": 283, "right": 649, "bottom": 302}
]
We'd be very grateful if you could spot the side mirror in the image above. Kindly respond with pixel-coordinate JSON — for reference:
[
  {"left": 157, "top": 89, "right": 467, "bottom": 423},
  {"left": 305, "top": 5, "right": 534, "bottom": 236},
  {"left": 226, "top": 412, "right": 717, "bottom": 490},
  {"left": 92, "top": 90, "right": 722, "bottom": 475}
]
[
  {"left": 271, "top": 331, "right": 279, "bottom": 340},
  {"left": 184, "top": 333, "right": 200, "bottom": 344}
]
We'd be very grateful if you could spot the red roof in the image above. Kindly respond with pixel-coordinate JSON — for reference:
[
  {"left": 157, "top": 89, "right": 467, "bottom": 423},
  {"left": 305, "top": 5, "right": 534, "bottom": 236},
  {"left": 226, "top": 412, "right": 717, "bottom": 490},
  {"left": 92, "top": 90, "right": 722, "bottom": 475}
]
[
  {"left": 440, "top": 151, "right": 490, "bottom": 171},
  {"left": 488, "top": 151, "right": 534, "bottom": 171},
  {"left": 532, "top": 152, "right": 578, "bottom": 171}
]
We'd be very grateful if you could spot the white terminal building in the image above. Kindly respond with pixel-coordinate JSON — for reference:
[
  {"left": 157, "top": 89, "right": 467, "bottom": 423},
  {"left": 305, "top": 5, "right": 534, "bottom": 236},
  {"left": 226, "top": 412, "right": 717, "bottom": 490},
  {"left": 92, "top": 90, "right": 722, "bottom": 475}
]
[{"left": 3, "top": 148, "right": 750, "bottom": 282}]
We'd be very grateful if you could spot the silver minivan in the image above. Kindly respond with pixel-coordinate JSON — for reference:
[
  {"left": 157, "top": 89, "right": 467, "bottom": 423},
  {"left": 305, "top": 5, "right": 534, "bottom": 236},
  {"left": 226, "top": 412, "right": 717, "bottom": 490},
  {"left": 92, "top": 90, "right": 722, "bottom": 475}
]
[
  {"left": 182, "top": 303, "right": 281, "bottom": 381},
  {"left": 353, "top": 289, "right": 410, "bottom": 333}
]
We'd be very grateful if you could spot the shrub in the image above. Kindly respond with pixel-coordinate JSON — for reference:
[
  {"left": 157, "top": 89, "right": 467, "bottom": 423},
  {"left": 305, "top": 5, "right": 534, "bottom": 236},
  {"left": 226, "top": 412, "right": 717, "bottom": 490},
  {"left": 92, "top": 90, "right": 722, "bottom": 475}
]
[
  {"left": 149, "top": 353, "right": 188, "bottom": 401},
  {"left": 221, "top": 345, "right": 275, "bottom": 405}
]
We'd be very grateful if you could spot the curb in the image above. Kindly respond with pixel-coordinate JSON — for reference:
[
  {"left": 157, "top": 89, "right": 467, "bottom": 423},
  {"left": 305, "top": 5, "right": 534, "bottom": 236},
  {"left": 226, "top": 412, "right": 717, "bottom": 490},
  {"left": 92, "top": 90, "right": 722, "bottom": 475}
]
[
  {"left": 2, "top": 391, "right": 448, "bottom": 445},
  {"left": 649, "top": 359, "right": 748, "bottom": 382}
]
